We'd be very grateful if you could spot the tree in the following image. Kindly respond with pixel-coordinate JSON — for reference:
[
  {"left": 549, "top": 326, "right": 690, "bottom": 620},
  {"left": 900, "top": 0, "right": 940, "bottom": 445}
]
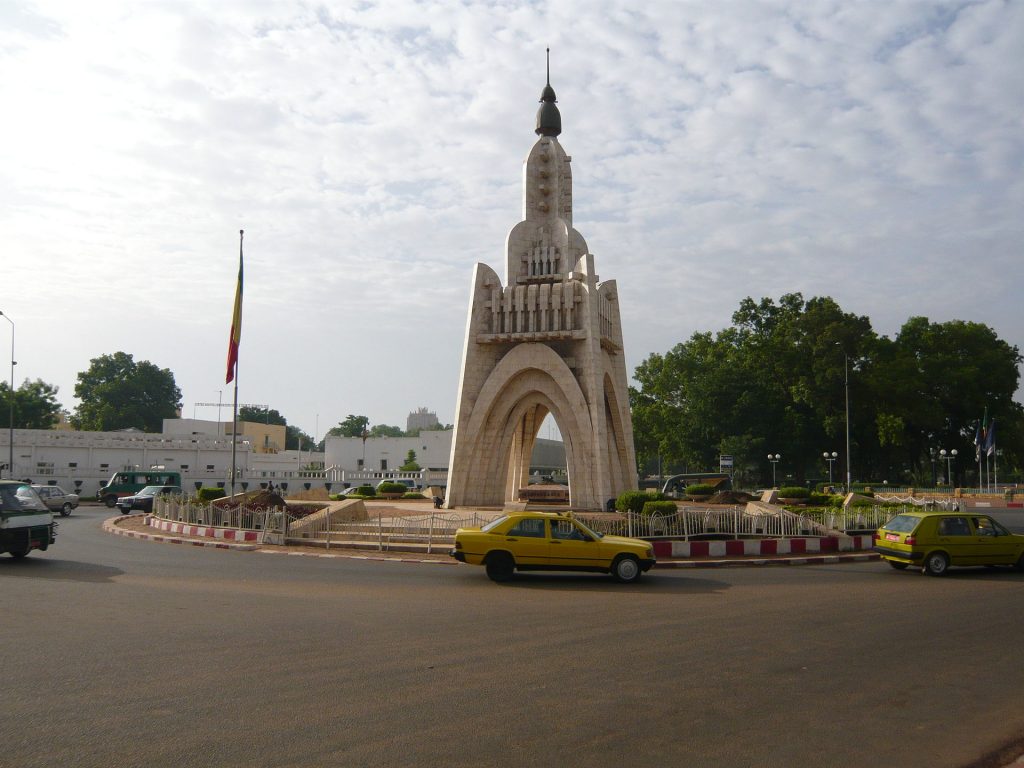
[
  {"left": 399, "top": 450, "right": 420, "bottom": 471},
  {"left": 287, "top": 425, "right": 314, "bottom": 451},
  {"left": 369, "top": 424, "right": 404, "bottom": 438},
  {"left": 239, "top": 406, "right": 286, "bottom": 426},
  {"left": 0, "top": 378, "right": 63, "bottom": 429},
  {"left": 72, "top": 352, "right": 182, "bottom": 433},
  {"left": 327, "top": 415, "right": 370, "bottom": 438},
  {"left": 631, "top": 294, "right": 1022, "bottom": 488}
]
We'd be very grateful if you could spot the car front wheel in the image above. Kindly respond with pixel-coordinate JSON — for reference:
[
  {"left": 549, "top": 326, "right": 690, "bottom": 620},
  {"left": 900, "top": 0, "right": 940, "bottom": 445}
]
[
  {"left": 103, "top": 495, "right": 117, "bottom": 508},
  {"left": 485, "top": 552, "right": 515, "bottom": 582},
  {"left": 612, "top": 555, "right": 641, "bottom": 583},
  {"left": 924, "top": 551, "right": 950, "bottom": 577}
]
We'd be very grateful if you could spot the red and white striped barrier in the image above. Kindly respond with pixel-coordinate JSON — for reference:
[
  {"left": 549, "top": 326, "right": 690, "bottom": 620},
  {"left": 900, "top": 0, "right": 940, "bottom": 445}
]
[
  {"left": 652, "top": 535, "right": 875, "bottom": 559},
  {"left": 145, "top": 515, "right": 261, "bottom": 542}
]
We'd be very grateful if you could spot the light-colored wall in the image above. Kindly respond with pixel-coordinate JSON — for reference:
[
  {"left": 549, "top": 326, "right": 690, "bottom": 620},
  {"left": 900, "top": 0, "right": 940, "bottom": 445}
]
[
  {"left": 1, "top": 423, "right": 325, "bottom": 496},
  {"left": 324, "top": 430, "right": 565, "bottom": 475}
]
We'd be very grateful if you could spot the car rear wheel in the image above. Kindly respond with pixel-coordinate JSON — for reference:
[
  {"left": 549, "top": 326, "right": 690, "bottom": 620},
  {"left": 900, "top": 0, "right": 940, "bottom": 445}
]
[
  {"left": 485, "top": 552, "right": 515, "bottom": 582},
  {"left": 924, "top": 551, "right": 949, "bottom": 577},
  {"left": 888, "top": 561, "right": 908, "bottom": 570},
  {"left": 61, "top": 503, "right": 72, "bottom": 517},
  {"left": 612, "top": 554, "right": 641, "bottom": 583}
]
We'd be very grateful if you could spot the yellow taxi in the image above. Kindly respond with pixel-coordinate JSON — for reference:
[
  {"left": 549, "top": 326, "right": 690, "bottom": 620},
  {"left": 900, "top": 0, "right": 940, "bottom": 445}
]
[
  {"left": 874, "top": 510, "right": 1024, "bottom": 576},
  {"left": 450, "top": 511, "right": 655, "bottom": 583}
]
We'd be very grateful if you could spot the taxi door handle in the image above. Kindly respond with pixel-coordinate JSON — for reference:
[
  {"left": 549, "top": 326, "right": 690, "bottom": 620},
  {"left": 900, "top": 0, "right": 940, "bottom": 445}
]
[
  {"left": 550, "top": 540, "right": 561, "bottom": 544},
  {"left": 506, "top": 537, "right": 517, "bottom": 541}
]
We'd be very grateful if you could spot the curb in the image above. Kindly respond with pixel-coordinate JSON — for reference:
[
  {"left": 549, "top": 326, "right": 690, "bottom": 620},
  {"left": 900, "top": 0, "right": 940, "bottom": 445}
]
[
  {"left": 653, "top": 553, "right": 880, "bottom": 568},
  {"left": 145, "top": 515, "right": 261, "bottom": 542},
  {"left": 104, "top": 515, "right": 879, "bottom": 567},
  {"left": 103, "top": 515, "right": 259, "bottom": 551}
]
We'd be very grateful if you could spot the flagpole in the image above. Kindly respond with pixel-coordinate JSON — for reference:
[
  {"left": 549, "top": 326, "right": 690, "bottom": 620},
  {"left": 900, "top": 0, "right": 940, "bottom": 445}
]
[
  {"left": 993, "top": 439, "right": 998, "bottom": 494},
  {"left": 230, "top": 229, "right": 243, "bottom": 498}
]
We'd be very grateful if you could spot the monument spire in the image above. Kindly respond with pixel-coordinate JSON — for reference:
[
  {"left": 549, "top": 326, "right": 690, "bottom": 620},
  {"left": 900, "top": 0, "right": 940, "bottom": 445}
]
[{"left": 535, "top": 48, "right": 561, "bottom": 137}]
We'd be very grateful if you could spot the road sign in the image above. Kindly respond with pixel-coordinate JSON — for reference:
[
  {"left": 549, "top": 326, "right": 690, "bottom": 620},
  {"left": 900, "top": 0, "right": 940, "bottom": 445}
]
[{"left": 720, "top": 455, "right": 734, "bottom": 468}]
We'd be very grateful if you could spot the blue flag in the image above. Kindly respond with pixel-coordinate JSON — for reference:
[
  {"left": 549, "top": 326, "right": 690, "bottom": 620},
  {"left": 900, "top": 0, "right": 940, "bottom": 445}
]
[{"left": 984, "top": 418, "right": 996, "bottom": 457}]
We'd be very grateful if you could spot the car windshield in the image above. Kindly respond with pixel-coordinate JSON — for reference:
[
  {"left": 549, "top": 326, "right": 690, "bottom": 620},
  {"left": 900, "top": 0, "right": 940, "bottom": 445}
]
[
  {"left": 137, "top": 486, "right": 165, "bottom": 497},
  {"left": 0, "top": 483, "right": 49, "bottom": 513},
  {"left": 481, "top": 515, "right": 509, "bottom": 533},
  {"left": 882, "top": 514, "right": 920, "bottom": 533},
  {"left": 570, "top": 517, "right": 603, "bottom": 539}
]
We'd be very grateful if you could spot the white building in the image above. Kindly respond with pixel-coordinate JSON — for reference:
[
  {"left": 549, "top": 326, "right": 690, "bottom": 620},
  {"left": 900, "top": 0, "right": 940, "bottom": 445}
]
[
  {"left": 0, "top": 422, "right": 326, "bottom": 498},
  {"left": 0, "top": 422, "right": 564, "bottom": 497},
  {"left": 324, "top": 430, "right": 566, "bottom": 488}
]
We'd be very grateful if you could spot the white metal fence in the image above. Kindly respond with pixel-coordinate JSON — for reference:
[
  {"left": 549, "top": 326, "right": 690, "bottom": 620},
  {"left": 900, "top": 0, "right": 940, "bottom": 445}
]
[
  {"left": 154, "top": 496, "right": 280, "bottom": 531},
  {"left": 151, "top": 499, "right": 912, "bottom": 552}
]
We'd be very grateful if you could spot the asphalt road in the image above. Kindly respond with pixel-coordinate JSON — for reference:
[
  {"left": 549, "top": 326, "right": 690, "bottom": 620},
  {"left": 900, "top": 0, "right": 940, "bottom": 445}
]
[{"left": 2, "top": 506, "right": 1024, "bottom": 768}]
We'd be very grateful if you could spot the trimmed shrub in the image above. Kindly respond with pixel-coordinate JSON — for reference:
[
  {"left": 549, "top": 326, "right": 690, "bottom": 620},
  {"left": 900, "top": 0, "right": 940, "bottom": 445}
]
[
  {"left": 197, "top": 487, "right": 226, "bottom": 502},
  {"left": 807, "top": 492, "right": 840, "bottom": 506},
  {"left": 356, "top": 485, "right": 376, "bottom": 496},
  {"left": 778, "top": 486, "right": 810, "bottom": 499},
  {"left": 685, "top": 484, "right": 715, "bottom": 496},
  {"left": 642, "top": 500, "right": 678, "bottom": 516},
  {"left": 377, "top": 481, "right": 408, "bottom": 495},
  {"left": 615, "top": 490, "right": 665, "bottom": 515}
]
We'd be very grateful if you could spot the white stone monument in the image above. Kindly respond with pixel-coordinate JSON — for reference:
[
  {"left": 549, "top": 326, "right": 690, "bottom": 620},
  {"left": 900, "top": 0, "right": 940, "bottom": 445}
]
[{"left": 446, "top": 69, "right": 637, "bottom": 510}]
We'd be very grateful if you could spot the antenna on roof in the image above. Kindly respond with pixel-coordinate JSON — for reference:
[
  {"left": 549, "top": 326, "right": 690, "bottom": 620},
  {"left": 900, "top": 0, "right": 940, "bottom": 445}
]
[{"left": 546, "top": 47, "right": 550, "bottom": 85}]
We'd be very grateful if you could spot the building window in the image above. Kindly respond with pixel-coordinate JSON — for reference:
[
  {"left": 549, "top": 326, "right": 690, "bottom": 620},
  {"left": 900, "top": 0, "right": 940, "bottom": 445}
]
[
  {"left": 357, "top": 459, "right": 364, "bottom": 469},
  {"left": 380, "top": 459, "right": 388, "bottom": 471},
  {"left": 100, "top": 463, "right": 109, "bottom": 470},
  {"left": 68, "top": 462, "right": 78, "bottom": 468},
  {"left": 180, "top": 464, "right": 189, "bottom": 470}
]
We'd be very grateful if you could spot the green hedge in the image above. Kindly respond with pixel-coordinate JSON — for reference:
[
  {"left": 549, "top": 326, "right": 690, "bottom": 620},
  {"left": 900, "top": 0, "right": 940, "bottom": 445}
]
[
  {"left": 615, "top": 490, "right": 666, "bottom": 514},
  {"left": 642, "top": 500, "right": 679, "bottom": 516},
  {"left": 377, "top": 482, "right": 408, "bottom": 494},
  {"left": 197, "top": 487, "right": 226, "bottom": 502},
  {"left": 778, "top": 486, "right": 810, "bottom": 499}
]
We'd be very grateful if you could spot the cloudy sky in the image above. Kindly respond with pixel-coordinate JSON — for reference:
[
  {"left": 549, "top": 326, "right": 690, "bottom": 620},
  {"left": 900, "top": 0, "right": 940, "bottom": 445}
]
[{"left": 2, "top": 0, "right": 1022, "bottom": 439}]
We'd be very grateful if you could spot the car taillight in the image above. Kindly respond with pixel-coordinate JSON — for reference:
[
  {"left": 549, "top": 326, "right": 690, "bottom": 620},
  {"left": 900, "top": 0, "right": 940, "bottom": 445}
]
[{"left": 905, "top": 536, "right": 915, "bottom": 545}]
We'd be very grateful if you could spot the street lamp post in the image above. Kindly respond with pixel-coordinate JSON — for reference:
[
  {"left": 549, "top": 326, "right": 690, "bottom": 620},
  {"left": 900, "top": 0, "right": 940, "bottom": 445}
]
[
  {"left": 0, "top": 311, "right": 13, "bottom": 480},
  {"left": 940, "top": 449, "right": 958, "bottom": 488},
  {"left": 844, "top": 353, "right": 851, "bottom": 494},
  {"left": 768, "top": 453, "right": 781, "bottom": 488},
  {"left": 823, "top": 451, "right": 837, "bottom": 485}
]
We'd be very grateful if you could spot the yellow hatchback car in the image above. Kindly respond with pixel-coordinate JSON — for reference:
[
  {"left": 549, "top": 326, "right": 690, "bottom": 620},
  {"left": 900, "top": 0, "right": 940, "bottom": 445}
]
[
  {"left": 450, "top": 511, "right": 656, "bottom": 583},
  {"left": 874, "top": 510, "right": 1024, "bottom": 576}
]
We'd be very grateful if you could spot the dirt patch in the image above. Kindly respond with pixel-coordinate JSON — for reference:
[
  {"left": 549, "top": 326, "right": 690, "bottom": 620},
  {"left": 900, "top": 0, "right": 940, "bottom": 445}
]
[{"left": 706, "top": 491, "right": 756, "bottom": 504}]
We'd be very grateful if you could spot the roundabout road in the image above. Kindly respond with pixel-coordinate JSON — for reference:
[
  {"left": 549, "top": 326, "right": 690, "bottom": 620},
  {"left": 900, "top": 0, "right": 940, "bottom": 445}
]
[{"left": 3, "top": 506, "right": 1023, "bottom": 768}]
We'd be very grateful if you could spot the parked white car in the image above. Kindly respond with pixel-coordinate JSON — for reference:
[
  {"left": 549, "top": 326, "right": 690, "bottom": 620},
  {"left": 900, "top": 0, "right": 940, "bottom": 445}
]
[{"left": 31, "top": 485, "right": 80, "bottom": 517}]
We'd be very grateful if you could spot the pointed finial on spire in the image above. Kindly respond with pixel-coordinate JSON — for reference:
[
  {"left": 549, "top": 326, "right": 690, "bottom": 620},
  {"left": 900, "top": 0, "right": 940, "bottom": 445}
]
[{"left": 536, "top": 48, "right": 561, "bottom": 137}]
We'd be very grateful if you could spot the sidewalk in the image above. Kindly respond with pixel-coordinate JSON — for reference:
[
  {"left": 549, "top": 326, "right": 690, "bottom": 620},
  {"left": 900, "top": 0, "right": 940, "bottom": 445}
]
[{"left": 104, "top": 514, "right": 880, "bottom": 568}]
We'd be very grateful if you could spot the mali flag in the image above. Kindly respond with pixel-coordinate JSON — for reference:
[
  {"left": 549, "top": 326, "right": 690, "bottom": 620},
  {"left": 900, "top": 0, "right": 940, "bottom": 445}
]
[{"left": 226, "top": 231, "right": 244, "bottom": 384}]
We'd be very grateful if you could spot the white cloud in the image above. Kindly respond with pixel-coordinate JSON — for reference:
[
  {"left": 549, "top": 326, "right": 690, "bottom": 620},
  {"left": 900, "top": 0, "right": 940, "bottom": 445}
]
[{"left": 1, "top": 0, "right": 1021, "bottom": 435}]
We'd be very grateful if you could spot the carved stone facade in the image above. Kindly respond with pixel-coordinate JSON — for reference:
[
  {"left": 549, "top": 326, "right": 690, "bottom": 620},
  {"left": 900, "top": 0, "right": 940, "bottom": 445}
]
[{"left": 446, "top": 75, "right": 637, "bottom": 510}]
